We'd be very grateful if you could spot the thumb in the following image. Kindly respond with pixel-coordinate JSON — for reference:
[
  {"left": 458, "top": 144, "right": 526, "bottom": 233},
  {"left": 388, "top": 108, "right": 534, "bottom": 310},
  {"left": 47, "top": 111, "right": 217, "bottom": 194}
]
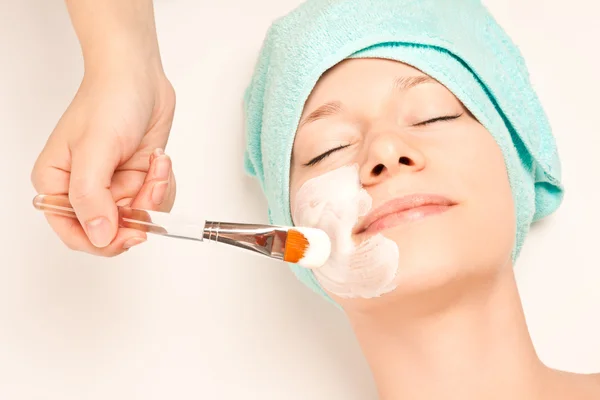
[{"left": 69, "top": 134, "right": 121, "bottom": 248}]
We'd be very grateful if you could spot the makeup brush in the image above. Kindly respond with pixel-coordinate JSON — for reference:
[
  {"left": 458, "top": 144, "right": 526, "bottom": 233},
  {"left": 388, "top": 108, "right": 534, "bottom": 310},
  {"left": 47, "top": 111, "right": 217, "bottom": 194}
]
[{"left": 32, "top": 195, "right": 331, "bottom": 269}]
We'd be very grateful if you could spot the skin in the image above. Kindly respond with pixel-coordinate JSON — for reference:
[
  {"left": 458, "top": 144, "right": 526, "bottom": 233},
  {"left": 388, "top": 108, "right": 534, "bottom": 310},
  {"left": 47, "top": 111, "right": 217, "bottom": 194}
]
[
  {"left": 31, "top": 0, "right": 176, "bottom": 256},
  {"left": 290, "top": 58, "right": 600, "bottom": 400}
]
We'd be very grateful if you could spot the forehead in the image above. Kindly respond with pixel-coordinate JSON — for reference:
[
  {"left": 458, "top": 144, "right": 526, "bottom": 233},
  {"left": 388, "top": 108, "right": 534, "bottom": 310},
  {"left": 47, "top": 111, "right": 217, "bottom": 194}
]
[{"left": 304, "top": 58, "right": 430, "bottom": 108}]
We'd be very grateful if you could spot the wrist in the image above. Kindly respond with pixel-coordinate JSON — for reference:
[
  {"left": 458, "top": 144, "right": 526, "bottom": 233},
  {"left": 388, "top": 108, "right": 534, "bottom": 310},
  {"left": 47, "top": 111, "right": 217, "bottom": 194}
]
[
  {"left": 66, "top": 0, "right": 164, "bottom": 80},
  {"left": 82, "top": 40, "right": 165, "bottom": 80},
  {"left": 79, "top": 50, "right": 173, "bottom": 114}
]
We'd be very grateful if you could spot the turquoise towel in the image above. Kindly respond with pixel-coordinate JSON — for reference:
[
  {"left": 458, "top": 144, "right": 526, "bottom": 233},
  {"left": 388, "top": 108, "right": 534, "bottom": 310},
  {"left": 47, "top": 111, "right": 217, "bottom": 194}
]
[{"left": 243, "top": 0, "right": 564, "bottom": 302}]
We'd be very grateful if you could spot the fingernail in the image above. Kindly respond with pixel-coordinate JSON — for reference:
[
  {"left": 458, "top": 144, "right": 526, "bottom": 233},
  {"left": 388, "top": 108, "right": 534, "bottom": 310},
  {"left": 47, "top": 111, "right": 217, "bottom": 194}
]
[
  {"left": 149, "top": 149, "right": 164, "bottom": 165},
  {"left": 153, "top": 148, "right": 164, "bottom": 158},
  {"left": 152, "top": 181, "right": 169, "bottom": 205},
  {"left": 86, "top": 217, "right": 112, "bottom": 248},
  {"left": 154, "top": 155, "right": 171, "bottom": 180},
  {"left": 123, "top": 237, "right": 146, "bottom": 249}
]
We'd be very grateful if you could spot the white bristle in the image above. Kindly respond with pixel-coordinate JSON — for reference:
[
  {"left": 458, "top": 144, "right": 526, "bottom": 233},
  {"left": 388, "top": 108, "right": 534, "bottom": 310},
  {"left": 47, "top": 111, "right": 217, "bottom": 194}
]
[{"left": 293, "top": 227, "right": 331, "bottom": 269}]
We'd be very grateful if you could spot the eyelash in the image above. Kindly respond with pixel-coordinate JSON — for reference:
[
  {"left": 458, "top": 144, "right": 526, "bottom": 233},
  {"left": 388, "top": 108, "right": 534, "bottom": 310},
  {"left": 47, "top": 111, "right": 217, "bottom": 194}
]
[
  {"left": 304, "top": 144, "right": 351, "bottom": 167},
  {"left": 414, "top": 113, "right": 463, "bottom": 126},
  {"left": 303, "top": 113, "right": 463, "bottom": 167}
]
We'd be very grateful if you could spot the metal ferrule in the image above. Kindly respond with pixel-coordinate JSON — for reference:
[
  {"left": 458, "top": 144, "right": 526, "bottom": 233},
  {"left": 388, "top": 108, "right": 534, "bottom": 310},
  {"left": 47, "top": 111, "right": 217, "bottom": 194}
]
[{"left": 203, "top": 221, "right": 288, "bottom": 261}]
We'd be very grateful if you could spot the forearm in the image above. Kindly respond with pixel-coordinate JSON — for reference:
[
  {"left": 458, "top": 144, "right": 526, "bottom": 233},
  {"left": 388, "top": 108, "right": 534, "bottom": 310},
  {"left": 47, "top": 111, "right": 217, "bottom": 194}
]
[{"left": 65, "top": 0, "right": 163, "bottom": 74}]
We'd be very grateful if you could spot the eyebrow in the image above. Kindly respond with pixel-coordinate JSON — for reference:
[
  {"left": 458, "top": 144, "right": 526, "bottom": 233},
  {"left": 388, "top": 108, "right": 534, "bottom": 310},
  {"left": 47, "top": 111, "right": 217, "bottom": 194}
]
[
  {"left": 393, "top": 75, "right": 436, "bottom": 91},
  {"left": 298, "top": 75, "right": 436, "bottom": 128},
  {"left": 298, "top": 101, "right": 343, "bottom": 129}
]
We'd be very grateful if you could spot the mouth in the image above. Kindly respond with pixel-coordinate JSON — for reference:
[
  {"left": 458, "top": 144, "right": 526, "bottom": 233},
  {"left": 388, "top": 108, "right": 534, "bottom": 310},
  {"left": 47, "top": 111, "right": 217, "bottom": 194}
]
[{"left": 354, "top": 194, "right": 457, "bottom": 235}]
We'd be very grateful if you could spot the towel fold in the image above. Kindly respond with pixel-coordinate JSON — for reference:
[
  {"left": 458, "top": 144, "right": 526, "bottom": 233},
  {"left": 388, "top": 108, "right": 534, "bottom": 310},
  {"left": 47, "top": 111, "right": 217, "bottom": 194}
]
[{"left": 243, "top": 0, "right": 564, "bottom": 302}]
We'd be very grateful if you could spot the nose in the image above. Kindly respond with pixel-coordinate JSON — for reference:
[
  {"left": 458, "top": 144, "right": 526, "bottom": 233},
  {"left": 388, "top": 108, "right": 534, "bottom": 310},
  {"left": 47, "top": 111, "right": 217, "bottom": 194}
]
[{"left": 359, "top": 130, "right": 426, "bottom": 186}]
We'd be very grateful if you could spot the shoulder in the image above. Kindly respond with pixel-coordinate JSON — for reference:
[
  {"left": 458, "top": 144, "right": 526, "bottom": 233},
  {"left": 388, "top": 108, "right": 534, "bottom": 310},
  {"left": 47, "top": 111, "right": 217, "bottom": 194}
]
[
  {"left": 550, "top": 371, "right": 600, "bottom": 399},
  {"left": 583, "top": 373, "right": 600, "bottom": 398}
]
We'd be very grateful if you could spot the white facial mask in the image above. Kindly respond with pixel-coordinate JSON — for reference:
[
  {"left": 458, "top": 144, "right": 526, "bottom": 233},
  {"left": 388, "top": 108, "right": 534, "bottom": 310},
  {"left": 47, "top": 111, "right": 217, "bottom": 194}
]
[{"left": 292, "top": 165, "right": 400, "bottom": 298}]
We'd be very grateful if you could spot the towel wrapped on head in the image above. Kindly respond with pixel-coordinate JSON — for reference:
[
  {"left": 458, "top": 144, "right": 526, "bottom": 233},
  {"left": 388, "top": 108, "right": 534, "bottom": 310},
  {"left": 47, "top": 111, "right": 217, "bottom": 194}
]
[{"left": 243, "top": 0, "right": 564, "bottom": 301}]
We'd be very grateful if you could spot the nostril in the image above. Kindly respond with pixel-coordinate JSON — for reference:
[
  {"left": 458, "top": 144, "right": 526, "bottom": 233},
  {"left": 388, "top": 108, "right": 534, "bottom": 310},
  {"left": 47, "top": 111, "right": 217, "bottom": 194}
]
[
  {"left": 372, "top": 164, "right": 385, "bottom": 176},
  {"left": 399, "top": 156, "right": 413, "bottom": 166}
]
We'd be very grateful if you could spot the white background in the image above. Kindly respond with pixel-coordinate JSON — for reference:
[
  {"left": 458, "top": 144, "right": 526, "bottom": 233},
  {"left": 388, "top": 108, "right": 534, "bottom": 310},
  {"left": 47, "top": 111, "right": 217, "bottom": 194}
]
[{"left": 1, "top": 0, "right": 598, "bottom": 399}]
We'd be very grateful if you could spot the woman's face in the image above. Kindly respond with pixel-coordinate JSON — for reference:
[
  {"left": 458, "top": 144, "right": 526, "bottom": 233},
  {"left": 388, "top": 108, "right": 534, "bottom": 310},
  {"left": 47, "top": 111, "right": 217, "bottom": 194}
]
[{"left": 290, "top": 58, "right": 515, "bottom": 307}]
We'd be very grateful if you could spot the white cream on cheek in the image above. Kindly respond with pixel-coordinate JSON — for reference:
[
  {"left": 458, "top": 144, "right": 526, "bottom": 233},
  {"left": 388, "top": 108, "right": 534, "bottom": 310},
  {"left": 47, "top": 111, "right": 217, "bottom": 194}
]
[{"left": 292, "top": 164, "right": 400, "bottom": 298}]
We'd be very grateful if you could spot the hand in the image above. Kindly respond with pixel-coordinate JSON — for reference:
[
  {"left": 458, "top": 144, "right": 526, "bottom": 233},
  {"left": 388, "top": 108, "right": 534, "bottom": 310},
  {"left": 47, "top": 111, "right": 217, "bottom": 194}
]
[{"left": 31, "top": 69, "right": 177, "bottom": 256}]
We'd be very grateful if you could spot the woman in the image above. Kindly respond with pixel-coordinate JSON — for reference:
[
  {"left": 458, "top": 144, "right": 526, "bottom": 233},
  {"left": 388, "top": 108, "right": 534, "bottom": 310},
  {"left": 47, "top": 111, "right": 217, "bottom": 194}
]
[
  {"left": 242, "top": 0, "right": 600, "bottom": 398},
  {"left": 32, "top": 0, "right": 598, "bottom": 397}
]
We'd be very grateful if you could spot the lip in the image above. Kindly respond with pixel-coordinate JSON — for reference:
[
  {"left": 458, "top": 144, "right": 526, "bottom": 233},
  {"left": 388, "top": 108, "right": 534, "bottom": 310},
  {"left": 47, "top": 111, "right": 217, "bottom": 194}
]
[{"left": 355, "top": 194, "right": 457, "bottom": 235}]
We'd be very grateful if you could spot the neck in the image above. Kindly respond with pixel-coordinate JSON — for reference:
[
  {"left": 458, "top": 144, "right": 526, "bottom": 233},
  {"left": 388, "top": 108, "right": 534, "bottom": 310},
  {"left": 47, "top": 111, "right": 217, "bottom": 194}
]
[{"left": 345, "top": 267, "right": 552, "bottom": 400}]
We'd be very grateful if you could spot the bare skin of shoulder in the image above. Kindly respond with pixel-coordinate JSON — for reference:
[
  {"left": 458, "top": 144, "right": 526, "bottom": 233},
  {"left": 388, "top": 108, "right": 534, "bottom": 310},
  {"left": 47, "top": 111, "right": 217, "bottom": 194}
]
[{"left": 543, "top": 371, "right": 600, "bottom": 399}]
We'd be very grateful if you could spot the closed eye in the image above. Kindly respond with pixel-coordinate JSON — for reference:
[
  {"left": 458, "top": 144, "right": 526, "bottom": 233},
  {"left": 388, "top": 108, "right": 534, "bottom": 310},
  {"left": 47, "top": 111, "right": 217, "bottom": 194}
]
[
  {"left": 304, "top": 144, "right": 351, "bottom": 167},
  {"left": 414, "top": 113, "right": 463, "bottom": 126},
  {"left": 302, "top": 114, "right": 462, "bottom": 167}
]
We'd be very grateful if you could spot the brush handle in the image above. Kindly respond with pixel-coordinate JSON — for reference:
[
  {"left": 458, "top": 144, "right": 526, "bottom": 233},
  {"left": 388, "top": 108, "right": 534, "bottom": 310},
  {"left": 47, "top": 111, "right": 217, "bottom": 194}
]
[{"left": 32, "top": 194, "right": 206, "bottom": 241}]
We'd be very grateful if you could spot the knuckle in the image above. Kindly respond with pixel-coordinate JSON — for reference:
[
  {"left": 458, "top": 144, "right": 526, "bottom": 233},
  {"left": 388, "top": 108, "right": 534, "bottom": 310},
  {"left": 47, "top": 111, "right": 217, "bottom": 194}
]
[
  {"left": 30, "top": 168, "right": 40, "bottom": 190},
  {"left": 30, "top": 163, "right": 45, "bottom": 191},
  {"left": 68, "top": 180, "right": 94, "bottom": 203},
  {"left": 164, "top": 80, "right": 176, "bottom": 106}
]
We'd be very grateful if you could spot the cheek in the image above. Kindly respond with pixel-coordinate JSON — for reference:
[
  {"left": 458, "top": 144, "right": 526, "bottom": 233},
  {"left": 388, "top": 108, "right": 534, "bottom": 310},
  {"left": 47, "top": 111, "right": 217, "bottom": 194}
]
[
  {"left": 471, "top": 139, "right": 512, "bottom": 207},
  {"left": 451, "top": 126, "right": 511, "bottom": 202},
  {"left": 452, "top": 128, "right": 516, "bottom": 253},
  {"left": 289, "top": 168, "right": 304, "bottom": 225}
]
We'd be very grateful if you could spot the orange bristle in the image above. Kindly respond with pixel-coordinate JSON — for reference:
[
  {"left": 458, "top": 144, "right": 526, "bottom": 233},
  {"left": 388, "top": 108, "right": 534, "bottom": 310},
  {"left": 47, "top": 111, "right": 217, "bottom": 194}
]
[{"left": 283, "top": 229, "right": 309, "bottom": 263}]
